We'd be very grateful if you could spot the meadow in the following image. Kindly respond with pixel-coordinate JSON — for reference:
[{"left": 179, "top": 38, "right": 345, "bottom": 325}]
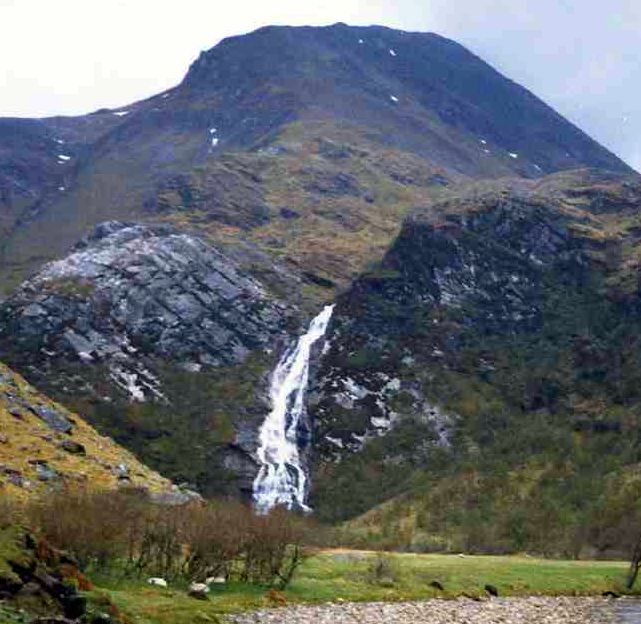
[{"left": 89, "top": 550, "right": 631, "bottom": 624}]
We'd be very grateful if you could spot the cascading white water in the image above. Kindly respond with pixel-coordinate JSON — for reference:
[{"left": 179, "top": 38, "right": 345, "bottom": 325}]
[{"left": 253, "top": 304, "right": 335, "bottom": 513}]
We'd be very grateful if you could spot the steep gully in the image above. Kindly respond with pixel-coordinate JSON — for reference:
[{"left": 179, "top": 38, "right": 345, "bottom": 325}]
[{"left": 253, "top": 305, "right": 335, "bottom": 513}]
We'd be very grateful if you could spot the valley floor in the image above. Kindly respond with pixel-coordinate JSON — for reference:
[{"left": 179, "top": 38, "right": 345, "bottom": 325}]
[{"left": 94, "top": 551, "right": 635, "bottom": 623}]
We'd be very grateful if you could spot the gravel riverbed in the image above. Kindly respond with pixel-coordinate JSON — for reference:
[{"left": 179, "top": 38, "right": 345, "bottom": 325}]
[{"left": 227, "top": 597, "right": 625, "bottom": 624}]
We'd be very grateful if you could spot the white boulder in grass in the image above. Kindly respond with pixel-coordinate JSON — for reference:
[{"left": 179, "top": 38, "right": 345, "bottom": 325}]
[
  {"left": 147, "top": 577, "right": 168, "bottom": 587},
  {"left": 206, "top": 576, "right": 226, "bottom": 585},
  {"left": 188, "top": 582, "right": 210, "bottom": 600}
]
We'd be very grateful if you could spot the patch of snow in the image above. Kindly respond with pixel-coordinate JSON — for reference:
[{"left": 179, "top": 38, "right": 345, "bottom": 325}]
[
  {"left": 181, "top": 362, "right": 202, "bottom": 373},
  {"left": 325, "top": 435, "right": 344, "bottom": 448},
  {"left": 54, "top": 138, "right": 65, "bottom": 144},
  {"left": 483, "top": 149, "right": 491, "bottom": 154},
  {"left": 211, "top": 137, "right": 219, "bottom": 147},
  {"left": 480, "top": 139, "right": 487, "bottom": 145},
  {"left": 370, "top": 416, "right": 391, "bottom": 429},
  {"left": 509, "top": 152, "right": 518, "bottom": 159},
  {"left": 390, "top": 95, "right": 399, "bottom": 103},
  {"left": 533, "top": 164, "right": 542, "bottom": 171},
  {"left": 161, "top": 93, "right": 170, "bottom": 99},
  {"left": 113, "top": 110, "right": 129, "bottom": 117},
  {"left": 110, "top": 366, "right": 145, "bottom": 402},
  {"left": 383, "top": 378, "right": 401, "bottom": 392},
  {"left": 358, "top": 39, "right": 364, "bottom": 44},
  {"left": 389, "top": 48, "right": 397, "bottom": 56},
  {"left": 57, "top": 154, "right": 71, "bottom": 161},
  {"left": 342, "top": 378, "right": 370, "bottom": 400},
  {"left": 58, "top": 186, "right": 65, "bottom": 191},
  {"left": 209, "top": 127, "right": 217, "bottom": 134}
]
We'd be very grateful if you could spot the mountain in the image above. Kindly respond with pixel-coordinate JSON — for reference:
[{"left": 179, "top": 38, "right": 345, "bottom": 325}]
[
  {"left": 0, "top": 24, "right": 630, "bottom": 296},
  {"left": 0, "top": 24, "right": 640, "bottom": 551},
  {"left": 0, "top": 360, "right": 171, "bottom": 499}
]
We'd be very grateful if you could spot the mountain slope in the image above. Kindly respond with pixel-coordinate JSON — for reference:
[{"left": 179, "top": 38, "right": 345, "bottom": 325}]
[
  {"left": 0, "top": 25, "right": 639, "bottom": 530},
  {"left": 0, "top": 24, "right": 631, "bottom": 295},
  {"left": 0, "top": 360, "right": 171, "bottom": 499},
  {"left": 0, "top": 221, "right": 297, "bottom": 497},
  {"left": 307, "top": 169, "right": 641, "bottom": 554}
]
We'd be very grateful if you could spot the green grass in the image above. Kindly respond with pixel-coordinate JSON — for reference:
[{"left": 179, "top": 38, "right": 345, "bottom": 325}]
[{"left": 89, "top": 550, "right": 631, "bottom": 624}]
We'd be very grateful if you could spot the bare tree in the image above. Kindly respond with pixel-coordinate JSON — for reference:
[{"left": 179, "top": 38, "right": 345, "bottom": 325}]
[{"left": 626, "top": 530, "right": 641, "bottom": 589}]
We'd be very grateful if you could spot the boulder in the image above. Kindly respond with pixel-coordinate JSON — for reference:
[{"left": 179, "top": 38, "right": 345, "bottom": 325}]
[
  {"left": 57, "top": 440, "right": 86, "bottom": 455},
  {"left": 188, "top": 582, "right": 210, "bottom": 600},
  {"left": 149, "top": 486, "right": 203, "bottom": 507},
  {"left": 147, "top": 577, "right": 168, "bottom": 588},
  {"left": 31, "top": 461, "right": 59, "bottom": 482},
  {"left": 31, "top": 406, "right": 73, "bottom": 434}
]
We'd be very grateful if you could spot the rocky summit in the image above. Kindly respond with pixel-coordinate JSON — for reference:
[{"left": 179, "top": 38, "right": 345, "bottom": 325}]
[{"left": 0, "top": 23, "right": 640, "bottom": 555}]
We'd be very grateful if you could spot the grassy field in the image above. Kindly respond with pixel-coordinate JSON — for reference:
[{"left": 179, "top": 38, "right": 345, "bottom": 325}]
[{"left": 89, "top": 549, "right": 632, "bottom": 624}]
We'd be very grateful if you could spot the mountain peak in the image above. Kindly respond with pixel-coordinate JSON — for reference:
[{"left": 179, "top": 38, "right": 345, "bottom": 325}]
[{"left": 180, "top": 23, "right": 629, "bottom": 175}]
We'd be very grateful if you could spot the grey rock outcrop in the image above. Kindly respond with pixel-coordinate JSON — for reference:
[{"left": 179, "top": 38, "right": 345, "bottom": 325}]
[
  {"left": 32, "top": 406, "right": 73, "bottom": 434},
  {"left": 0, "top": 221, "right": 295, "bottom": 403}
]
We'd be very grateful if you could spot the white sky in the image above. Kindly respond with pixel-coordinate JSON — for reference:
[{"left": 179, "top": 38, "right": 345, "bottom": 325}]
[{"left": 1, "top": 0, "right": 639, "bottom": 170}]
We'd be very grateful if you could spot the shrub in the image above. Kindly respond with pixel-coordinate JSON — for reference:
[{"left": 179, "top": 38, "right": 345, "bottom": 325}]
[
  {"left": 26, "top": 487, "right": 147, "bottom": 568},
  {"left": 25, "top": 487, "right": 312, "bottom": 588},
  {"left": 240, "top": 507, "right": 310, "bottom": 587},
  {"left": 366, "top": 552, "right": 399, "bottom": 587}
]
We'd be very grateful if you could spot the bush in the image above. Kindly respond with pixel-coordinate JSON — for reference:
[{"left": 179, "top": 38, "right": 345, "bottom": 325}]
[
  {"left": 26, "top": 487, "right": 146, "bottom": 568},
  {"left": 26, "top": 487, "right": 312, "bottom": 588},
  {"left": 240, "top": 507, "right": 310, "bottom": 587},
  {"left": 366, "top": 552, "right": 399, "bottom": 587}
]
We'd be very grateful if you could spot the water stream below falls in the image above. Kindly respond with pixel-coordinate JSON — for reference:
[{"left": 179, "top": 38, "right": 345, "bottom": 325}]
[{"left": 252, "top": 305, "right": 335, "bottom": 513}]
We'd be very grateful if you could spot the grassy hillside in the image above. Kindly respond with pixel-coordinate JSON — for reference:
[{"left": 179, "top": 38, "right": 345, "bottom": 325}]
[{"left": 0, "top": 361, "right": 170, "bottom": 499}]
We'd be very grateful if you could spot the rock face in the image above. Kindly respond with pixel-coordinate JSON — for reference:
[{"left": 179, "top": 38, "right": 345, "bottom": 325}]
[
  {"left": 0, "top": 222, "right": 298, "bottom": 498},
  {"left": 0, "top": 221, "right": 294, "bottom": 402}
]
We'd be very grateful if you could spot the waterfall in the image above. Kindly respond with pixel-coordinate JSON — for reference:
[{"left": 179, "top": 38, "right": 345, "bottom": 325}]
[{"left": 252, "top": 304, "right": 335, "bottom": 513}]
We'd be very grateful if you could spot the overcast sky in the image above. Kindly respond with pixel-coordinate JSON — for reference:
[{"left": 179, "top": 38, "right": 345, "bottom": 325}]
[{"left": 1, "top": 0, "right": 639, "bottom": 170}]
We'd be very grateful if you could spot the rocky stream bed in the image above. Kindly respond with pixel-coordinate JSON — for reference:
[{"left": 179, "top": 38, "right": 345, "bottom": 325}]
[{"left": 228, "top": 597, "right": 641, "bottom": 624}]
